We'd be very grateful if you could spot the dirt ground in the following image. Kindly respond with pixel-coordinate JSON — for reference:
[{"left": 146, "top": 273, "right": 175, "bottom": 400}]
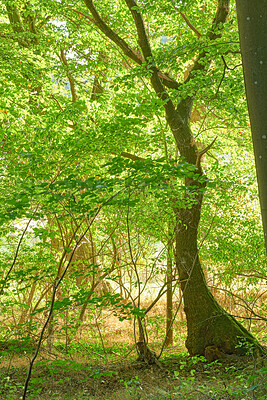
[
  {"left": 1, "top": 297, "right": 266, "bottom": 399},
  {"left": 0, "top": 338, "right": 266, "bottom": 400}
]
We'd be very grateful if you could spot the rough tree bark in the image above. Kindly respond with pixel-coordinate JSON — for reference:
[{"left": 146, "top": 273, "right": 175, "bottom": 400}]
[{"left": 81, "top": 0, "right": 264, "bottom": 357}]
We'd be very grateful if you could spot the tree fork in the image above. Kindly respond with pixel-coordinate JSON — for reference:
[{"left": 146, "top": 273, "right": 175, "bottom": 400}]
[{"left": 81, "top": 0, "right": 264, "bottom": 357}]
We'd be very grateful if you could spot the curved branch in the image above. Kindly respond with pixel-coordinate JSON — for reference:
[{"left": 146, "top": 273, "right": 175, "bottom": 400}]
[
  {"left": 124, "top": 0, "right": 177, "bottom": 114},
  {"left": 184, "top": 0, "right": 230, "bottom": 85},
  {"left": 82, "top": 0, "right": 179, "bottom": 89},
  {"left": 83, "top": 0, "right": 144, "bottom": 64},
  {"left": 0, "top": 216, "right": 35, "bottom": 296},
  {"left": 196, "top": 136, "right": 217, "bottom": 168},
  {"left": 174, "top": 6, "right": 202, "bottom": 38}
]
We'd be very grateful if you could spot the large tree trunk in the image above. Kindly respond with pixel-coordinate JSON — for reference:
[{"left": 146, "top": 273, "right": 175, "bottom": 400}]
[
  {"left": 82, "top": 0, "right": 264, "bottom": 359},
  {"left": 236, "top": 1, "right": 267, "bottom": 253},
  {"left": 175, "top": 175, "right": 261, "bottom": 356}
]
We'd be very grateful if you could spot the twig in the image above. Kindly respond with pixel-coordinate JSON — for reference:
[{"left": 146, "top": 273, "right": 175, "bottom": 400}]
[
  {"left": 22, "top": 188, "right": 125, "bottom": 399},
  {"left": 209, "top": 285, "right": 267, "bottom": 323},
  {"left": 196, "top": 136, "right": 217, "bottom": 168},
  {"left": 50, "top": 94, "right": 64, "bottom": 111},
  {"left": 0, "top": 212, "right": 37, "bottom": 296},
  {"left": 221, "top": 55, "right": 242, "bottom": 71},
  {"left": 213, "top": 60, "right": 227, "bottom": 99},
  {"left": 94, "top": 313, "right": 107, "bottom": 361}
]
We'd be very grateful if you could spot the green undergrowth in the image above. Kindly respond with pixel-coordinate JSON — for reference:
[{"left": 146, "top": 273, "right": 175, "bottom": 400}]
[{"left": 0, "top": 339, "right": 266, "bottom": 400}]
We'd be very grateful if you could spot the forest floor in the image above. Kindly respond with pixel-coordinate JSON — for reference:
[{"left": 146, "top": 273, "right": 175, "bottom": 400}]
[
  {"left": 1, "top": 301, "right": 267, "bottom": 399},
  {"left": 0, "top": 327, "right": 266, "bottom": 400}
]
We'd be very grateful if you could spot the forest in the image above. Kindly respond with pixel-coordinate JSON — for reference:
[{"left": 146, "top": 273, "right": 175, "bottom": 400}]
[{"left": 0, "top": 0, "right": 266, "bottom": 399}]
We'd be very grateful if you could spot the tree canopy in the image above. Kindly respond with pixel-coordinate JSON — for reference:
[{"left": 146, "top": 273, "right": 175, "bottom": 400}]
[{"left": 0, "top": 1, "right": 266, "bottom": 399}]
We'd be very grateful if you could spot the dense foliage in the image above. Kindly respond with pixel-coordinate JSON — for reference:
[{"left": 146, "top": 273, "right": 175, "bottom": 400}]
[{"left": 0, "top": 1, "right": 266, "bottom": 398}]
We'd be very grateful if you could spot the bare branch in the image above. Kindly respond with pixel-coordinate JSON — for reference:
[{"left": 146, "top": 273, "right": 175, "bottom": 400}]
[
  {"left": 66, "top": 6, "right": 94, "bottom": 22},
  {"left": 22, "top": 188, "right": 125, "bottom": 399},
  {"left": 0, "top": 216, "right": 35, "bottom": 296},
  {"left": 212, "top": 59, "right": 227, "bottom": 99},
  {"left": 196, "top": 136, "right": 217, "bottom": 168},
  {"left": 50, "top": 94, "right": 64, "bottom": 111},
  {"left": 111, "top": 151, "right": 145, "bottom": 161},
  {"left": 174, "top": 6, "right": 202, "bottom": 38}
]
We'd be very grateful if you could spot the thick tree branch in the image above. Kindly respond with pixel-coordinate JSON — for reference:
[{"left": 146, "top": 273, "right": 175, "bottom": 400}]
[
  {"left": 176, "top": 0, "right": 230, "bottom": 147},
  {"left": 81, "top": 0, "right": 229, "bottom": 163},
  {"left": 209, "top": 0, "right": 230, "bottom": 40},
  {"left": 83, "top": 0, "right": 144, "bottom": 64},
  {"left": 6, "top": 3, "right": 39, "bottom": 46},
  {"left": 124, "top": 0, "right": 153, "bottom": 60},
  {"left": 82, "top": 0, "right": 179, "bottom": 89},
  {"left": 6, "top": 3, "right": 25, "bottom": 33},
  {"left": 184, "top": 0, "right": 230, "bottom": 85},
  {"left": 83, "top": 0, "right": 178, "bottom": 99},
  {"left": 6, "top": 3, "right": 30, "bottom": 47},
  {"left": 124, "top": 1, "right": 177, "bottom": 115},
  {"left": 124, "top": 0, "right": 195, "bottom": 159}
]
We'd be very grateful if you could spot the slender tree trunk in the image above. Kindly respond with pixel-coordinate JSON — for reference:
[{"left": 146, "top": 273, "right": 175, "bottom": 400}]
[
  {"left": 165, "top": 235, "right": 173, "bottom": 346},
  {"left": 19, "top": 282, "right": 37, "bottom": 325}
]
